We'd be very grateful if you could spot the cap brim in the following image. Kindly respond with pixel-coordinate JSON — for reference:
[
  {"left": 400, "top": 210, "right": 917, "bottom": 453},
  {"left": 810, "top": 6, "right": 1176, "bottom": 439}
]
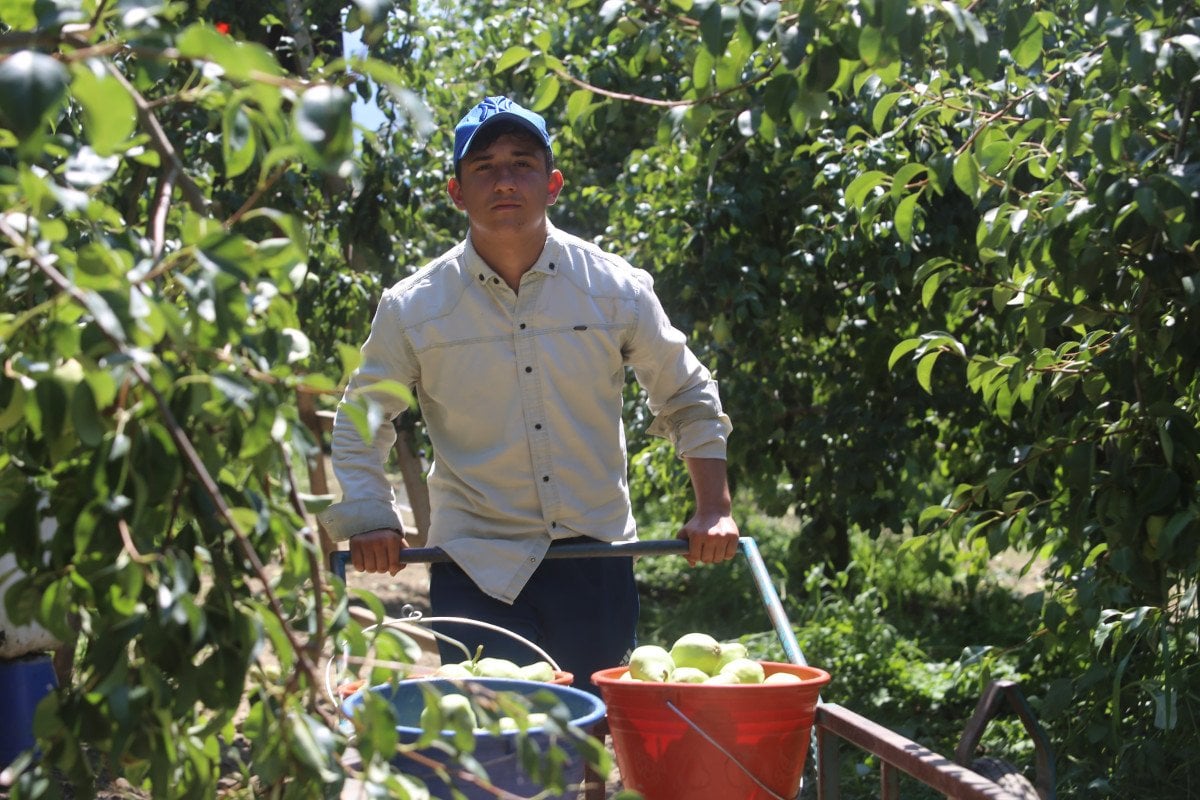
[{"left": 456, "top": 113, "right": 547, "bottom": 164}]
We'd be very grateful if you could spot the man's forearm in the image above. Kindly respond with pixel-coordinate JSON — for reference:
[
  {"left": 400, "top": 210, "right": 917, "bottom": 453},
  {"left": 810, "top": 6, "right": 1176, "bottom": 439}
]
[{"left": 684, "top": 456, "right": 733, "bottom": 515}]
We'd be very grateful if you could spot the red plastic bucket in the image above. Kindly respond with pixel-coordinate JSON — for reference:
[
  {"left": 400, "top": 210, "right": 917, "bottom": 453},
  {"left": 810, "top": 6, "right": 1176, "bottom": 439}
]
[{"left": 592, "top": 662, "right": 830, "bottom": 800}]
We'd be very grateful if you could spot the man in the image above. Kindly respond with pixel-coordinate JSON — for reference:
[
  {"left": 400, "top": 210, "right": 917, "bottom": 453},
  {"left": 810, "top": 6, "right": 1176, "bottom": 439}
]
[{"left": 320, "top": 93, "right": 738, "bottom": 731}]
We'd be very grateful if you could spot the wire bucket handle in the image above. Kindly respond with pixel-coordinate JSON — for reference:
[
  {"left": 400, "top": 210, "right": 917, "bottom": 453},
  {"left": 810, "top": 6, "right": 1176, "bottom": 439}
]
[{"left": 323, "top": 607, "right": 569, "bottom": 706}]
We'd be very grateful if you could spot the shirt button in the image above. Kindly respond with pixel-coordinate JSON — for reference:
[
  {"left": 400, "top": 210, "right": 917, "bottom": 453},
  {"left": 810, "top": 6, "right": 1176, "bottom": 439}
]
[
  {"left": 492, "top": 277, "right": 499, "bottom": 284},
  {"left": 542, "top": 475, "right": 549, "bottom": 482},
  {"left": 525, "top": 366, "right": 532, "bottom": 373},
  {"left": 529, "top": 557, "right": 536, "bottom": 563},
  {"left": 534, "top": 423, "right": 542, "bottom": 430},
  {"left": 549, "top": 263, "right": 556, "bottom": 270},
  {"left": 519, "top": 323, "right": 526, "bottom": 329}
]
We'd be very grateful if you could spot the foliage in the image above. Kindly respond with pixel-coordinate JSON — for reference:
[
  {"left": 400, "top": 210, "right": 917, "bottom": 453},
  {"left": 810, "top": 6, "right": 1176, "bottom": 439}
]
[{"left": 0, "top": 1, "right": 599, "bottom": 798}]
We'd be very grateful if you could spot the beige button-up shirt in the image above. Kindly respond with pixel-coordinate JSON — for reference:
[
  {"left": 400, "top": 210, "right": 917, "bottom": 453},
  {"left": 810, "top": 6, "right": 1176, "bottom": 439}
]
[{"left": 320, "top": 223, "right": 731, "bottom": 602}]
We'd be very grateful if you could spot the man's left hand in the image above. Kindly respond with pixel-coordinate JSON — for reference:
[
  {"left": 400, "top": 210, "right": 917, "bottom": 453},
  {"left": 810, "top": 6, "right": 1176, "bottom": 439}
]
[{"left": 676, "top": 511, "right": 740, "bottom": 567}]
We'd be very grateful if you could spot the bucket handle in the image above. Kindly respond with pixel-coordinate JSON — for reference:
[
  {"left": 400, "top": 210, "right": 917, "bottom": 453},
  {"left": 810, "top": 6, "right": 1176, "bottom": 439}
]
[
  {"left": 324, "top": 606, "right": 564, "bottom": 706},
  {"left": 665, "top": 700, "right": 796, "bottom": 800}
]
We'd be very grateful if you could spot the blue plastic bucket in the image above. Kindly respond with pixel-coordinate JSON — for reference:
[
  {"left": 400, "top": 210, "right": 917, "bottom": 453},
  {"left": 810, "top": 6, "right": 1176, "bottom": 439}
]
[
  {"left": 342, "top": 678, "right": 606, "bottom": 800},
  {"left": 0, "top": 654, "right": 58, "bottom": 767}
]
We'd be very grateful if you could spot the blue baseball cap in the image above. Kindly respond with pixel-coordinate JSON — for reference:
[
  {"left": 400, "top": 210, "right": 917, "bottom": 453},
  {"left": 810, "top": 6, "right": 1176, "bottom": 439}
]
[{"left": 453, "top": 96, "right": 552, "bottom": 166}]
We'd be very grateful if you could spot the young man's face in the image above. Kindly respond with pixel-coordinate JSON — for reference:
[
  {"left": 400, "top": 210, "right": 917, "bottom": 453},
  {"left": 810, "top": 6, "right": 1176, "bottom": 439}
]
[{"left": 448, "top": 132, "right": 563, "bottom": 237}]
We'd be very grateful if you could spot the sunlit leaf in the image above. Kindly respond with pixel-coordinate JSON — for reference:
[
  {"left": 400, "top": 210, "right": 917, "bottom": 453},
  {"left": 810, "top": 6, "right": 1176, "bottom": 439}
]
[{"left": 70, "top": 63, "right": 137, "bottom": 155}]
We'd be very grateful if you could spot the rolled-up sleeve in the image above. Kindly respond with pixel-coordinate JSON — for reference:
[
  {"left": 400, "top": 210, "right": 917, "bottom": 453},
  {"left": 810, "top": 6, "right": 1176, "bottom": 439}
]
[
  {"left": 625, "top": 271, "right": 731, "bottom": 459},
  {"left": 318, "top": 290, "right": 419, "bottom": 541}
]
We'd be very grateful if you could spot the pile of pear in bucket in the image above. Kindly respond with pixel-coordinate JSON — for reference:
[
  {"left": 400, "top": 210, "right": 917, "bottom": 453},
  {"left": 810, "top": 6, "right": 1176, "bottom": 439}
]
[{"left": 625, "top": 633, "right": 801, "bottom": 685}]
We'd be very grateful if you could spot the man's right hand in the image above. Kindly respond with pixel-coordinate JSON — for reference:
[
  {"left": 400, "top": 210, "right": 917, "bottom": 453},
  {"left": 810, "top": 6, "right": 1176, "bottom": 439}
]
[{"left": 349, "top": 528, "right": 407, "bottom": 575}]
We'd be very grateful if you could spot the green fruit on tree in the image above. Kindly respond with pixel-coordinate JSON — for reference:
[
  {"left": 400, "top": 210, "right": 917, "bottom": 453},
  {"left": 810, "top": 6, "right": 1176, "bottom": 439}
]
[
  {"left": 670, "top": 632, "right": 723, "bottom": 675},
  {"left": 628, "top": 645, "right": 674, "bottom": 682},
  {"left": 0, "top": 50, "right": 70, "bottom": 140},
  {"left": 715, "top": 641, "right": 749, "bottom": 672},
  {"left": 518, "top": 661, "right": 556, "bottom": 682},
  {"left": 421, "top": 692, "right": 477, "bottom": 732},
  {"left": 616, "top": 16, "right": 639, "bottom": 35},
  {"left": 293, "top": 84, "right": 353, "bottom": 170},
  {"left": 670, "top": 667, "right": 710, "bottom": 684},
  {"left": 718, "top": 657, "right": 765, "bottom": 684}
]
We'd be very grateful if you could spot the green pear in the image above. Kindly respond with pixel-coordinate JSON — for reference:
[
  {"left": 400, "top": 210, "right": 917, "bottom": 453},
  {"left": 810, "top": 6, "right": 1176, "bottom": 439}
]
[
  {"left": 718, "top": 657, "right": 765, "bottom": 684},
  {"left": 703, "top": 672, "right": 740, "bottom": 684},
  {"left": 475, "top": 657, "right": 523, "bottom": 679},
  {"left": 670, "top": 666, "right": 710, "bottom": 684},
  {"left": 715, "top": 641, "right": 749, "bottom": 672},
  {"left": 669, "top": 632, "right": 723, "bottom": 676},
  {"left": 433, "top": 663, "right": 475, "bottom": 679},
  {"left": 628, "top": 645, "right": 675, "bottom": 682},
  {"left": 764, "top": 671, "right": 804, "bottom": 684},
  {"left": 517, "top": 660, "right": 556, "bottom": 682}
]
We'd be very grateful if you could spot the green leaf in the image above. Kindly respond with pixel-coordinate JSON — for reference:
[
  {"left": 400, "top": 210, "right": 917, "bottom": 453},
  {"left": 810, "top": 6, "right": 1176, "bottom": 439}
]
[
  {"left": 921, "top": 270, "right": 942, "bottom": 308},
  {"left": 176, "top": 23, "right": 284, "bottom": 81},
  {"left": 495, "top": 45, "right": 532, "bottom": 73},
  {"left": 530, "top": 73, "right": 560, "bottom": 112},
  {"left": 895, "top": 191, "right": 920, "bottom": 244},
  {"left": 0, "top": 0, "right": 38, "bottom": 29},
  {"left": 916, "top": 351, "right": 939, "bottom": 394},
  {"left": 918, "top": 505, "right": 950, "bottom": 529},
  {"left": 566, "top": 88, "right": 594, "bottom": 126},
  {"left": 222, "top": 104, "right": 256, "bottom": 179},
  {"left": 288, "top": 715, "right": 340, "bottom": 783},
  {"left": 872, "top": 92, "right": 901, "bottom": 134},
  {"left": 991, "top": 284, "right": 1016, "bottom": 310},
  {"left": 698, "top": 0, "right": 727, "bottom": 56},
  {"left": 69, "top": 65, "right": 136, "bottom": 155},
  {"left": 692, "top": 46, "right": 714, "bottom": 90},
  {"left": 952, "top": 151, "right": 980, "bottom": 201},
  {"left": 888, "top": 337, "right": 921, "bottom": 370},
  {"left": 1012, "top": 13, "right": 1043, "bottom": 68},
  {"left": 859, "top": 26, "right": 883, "bottom": 66},
  {"left": 845, "top": 170, "right": 889, "bottom": 209},
  {"left": 72, "top": 381, "right": 106, "bottom": 447}
]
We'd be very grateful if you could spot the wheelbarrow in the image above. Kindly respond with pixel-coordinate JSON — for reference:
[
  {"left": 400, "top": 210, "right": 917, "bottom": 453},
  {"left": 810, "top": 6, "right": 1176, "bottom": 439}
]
[{"left": 330, "top": 537, "right": 1055, "bottom": 800}]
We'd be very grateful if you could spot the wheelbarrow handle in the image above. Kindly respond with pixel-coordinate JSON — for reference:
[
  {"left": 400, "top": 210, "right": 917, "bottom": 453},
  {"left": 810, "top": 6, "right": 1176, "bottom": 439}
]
[
  {"left": 328, "top": 538, "right": 688, "bottom": 578},
  {"left": 329, "top": 536, "right": 808, "bottom": 667}
]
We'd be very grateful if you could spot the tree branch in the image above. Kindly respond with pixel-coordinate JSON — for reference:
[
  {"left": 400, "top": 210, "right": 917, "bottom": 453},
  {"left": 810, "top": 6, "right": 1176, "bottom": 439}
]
[
  {"left": 103, "top": 62, "right": 211, "bottom": 215},
  {"left": 551, "top": 59, "right": 779, "bottom": 109}
]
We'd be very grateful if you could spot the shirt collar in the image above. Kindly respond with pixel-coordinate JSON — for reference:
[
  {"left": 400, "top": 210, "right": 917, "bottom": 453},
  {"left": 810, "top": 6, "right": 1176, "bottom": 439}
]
[{"left": 464, "top": 222, "right": 565, "bottom": 285}]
